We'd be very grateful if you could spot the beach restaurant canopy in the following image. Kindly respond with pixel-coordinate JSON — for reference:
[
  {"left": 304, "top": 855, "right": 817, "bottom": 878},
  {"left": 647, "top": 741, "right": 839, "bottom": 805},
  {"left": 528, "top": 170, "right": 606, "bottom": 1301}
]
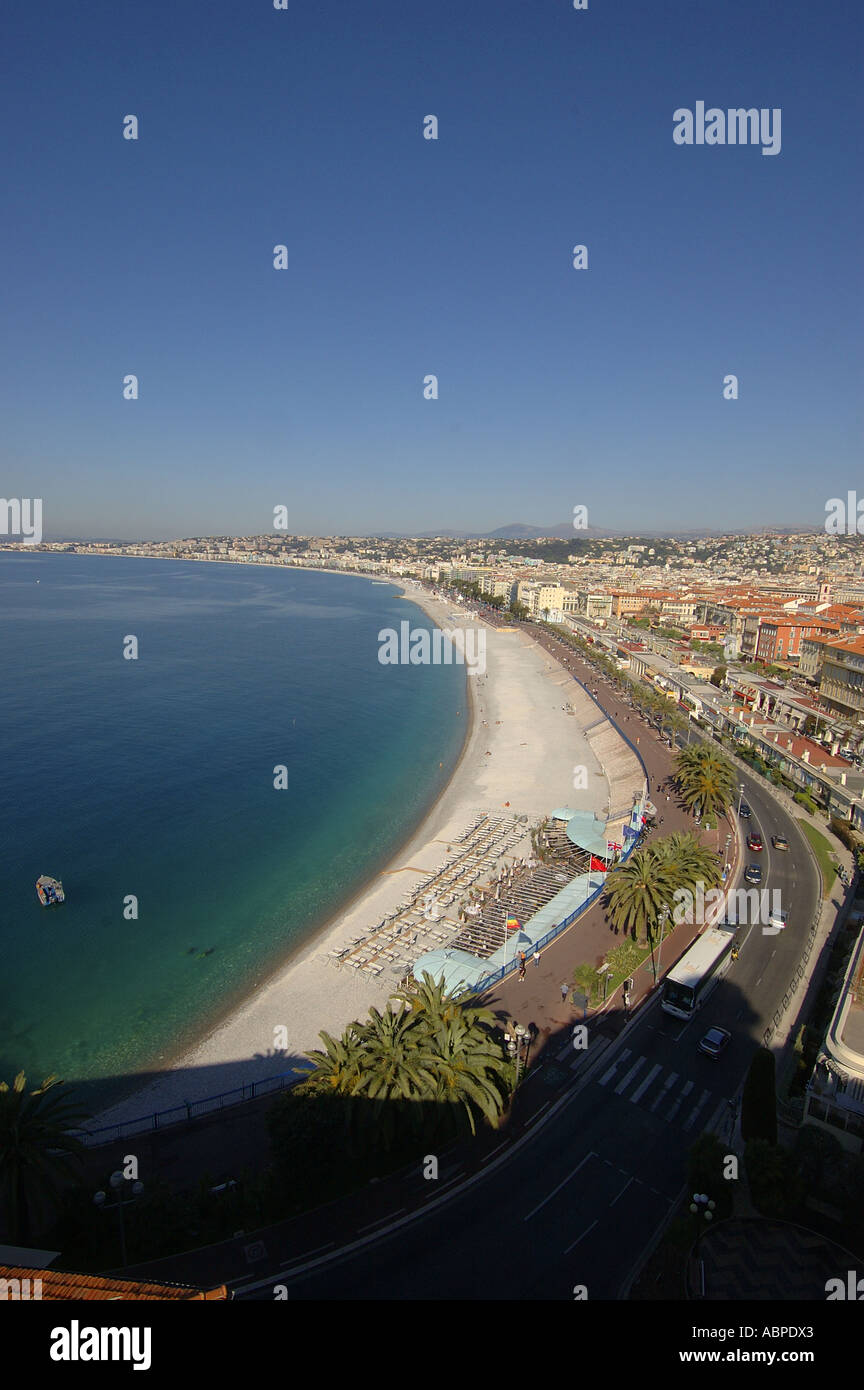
[
  {"left": 413, "top": 869, "right": 606, "bottom": 995},
  {"left": 551, "top": 808, "right": 610, "bottom": 858}
]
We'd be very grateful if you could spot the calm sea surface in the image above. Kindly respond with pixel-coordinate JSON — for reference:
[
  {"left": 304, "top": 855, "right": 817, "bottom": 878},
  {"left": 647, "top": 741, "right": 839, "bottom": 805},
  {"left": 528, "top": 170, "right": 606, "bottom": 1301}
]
[{"left": 0, "top": 554, "right": 465, "bottom": 1103}]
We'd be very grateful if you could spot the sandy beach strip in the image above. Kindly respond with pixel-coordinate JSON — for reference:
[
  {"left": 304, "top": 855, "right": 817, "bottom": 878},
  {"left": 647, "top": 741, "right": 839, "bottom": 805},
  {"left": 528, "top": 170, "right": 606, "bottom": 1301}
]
[{"left": 90, "top": 587, "right": 613, "bottom": 1130}]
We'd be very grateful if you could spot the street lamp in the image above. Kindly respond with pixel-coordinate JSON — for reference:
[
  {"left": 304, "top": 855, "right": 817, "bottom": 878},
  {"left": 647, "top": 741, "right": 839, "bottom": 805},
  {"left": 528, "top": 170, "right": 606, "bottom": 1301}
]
[
  {"left": 689, "top": 1192, "right": 716, "bottom": 1298},
  {"left": 649, "top": 905, "right": 671, "bottom": 985},
  {"left": 736, "top": 783, "right": 745, "bottom": 819},
  {"left": 93, "top": 1172, "right": 144, "bottom": 1267},
  {"left": 505, "top": 1022, "right": 532, "bottom": 1083}
]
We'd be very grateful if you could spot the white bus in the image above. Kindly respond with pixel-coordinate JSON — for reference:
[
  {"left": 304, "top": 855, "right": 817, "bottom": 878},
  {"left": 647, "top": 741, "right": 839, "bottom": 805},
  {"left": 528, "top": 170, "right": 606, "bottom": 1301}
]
[{"left": 661, "top": 923, "right": 738, "bottom": 1020}]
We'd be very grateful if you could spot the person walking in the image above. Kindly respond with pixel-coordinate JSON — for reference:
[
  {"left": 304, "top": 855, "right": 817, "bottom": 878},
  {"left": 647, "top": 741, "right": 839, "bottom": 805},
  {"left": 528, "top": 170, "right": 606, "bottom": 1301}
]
[
  {"left": 560, "top": 981, "right": 569, "bottom": 1002},
  {"left": 519, "top": 961, "right": 526, "bottom": 981},
  {"left": 533, "top": 949, "right": 540, "bottom": 968}
]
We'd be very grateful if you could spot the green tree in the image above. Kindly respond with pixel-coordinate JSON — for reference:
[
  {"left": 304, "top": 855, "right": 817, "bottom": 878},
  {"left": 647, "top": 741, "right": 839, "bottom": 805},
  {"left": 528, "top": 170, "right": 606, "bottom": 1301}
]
[
  {"left": 604, "top": 847, "right": 679, "bottom": 944},
  {"left": 674, "top": 745, "right": 736, "bottom": 821},
  {"left": 741, "top": 1048, "right": 777, "bottom": 1145},
  {"left": 0, "top": 1073, "right": 89, "bottom": 1243},
  {"left": 744, "top": 1140, "right": 801, "bottom": 1218}
]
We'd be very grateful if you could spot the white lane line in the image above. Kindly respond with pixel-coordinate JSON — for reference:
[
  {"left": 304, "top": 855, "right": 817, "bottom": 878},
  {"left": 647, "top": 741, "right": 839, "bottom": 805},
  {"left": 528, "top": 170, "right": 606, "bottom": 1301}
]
[
  {"left": 481, "top": 1140, "right": 509, "bottom": 1164},
  {"left": 523, "top": 1151, "right": 597, "bottom": 1222},
  {"left": 564, "top": 1219, "right": 599, "bottom": 1254},
  {"left": 598, "top": 1048, "right": 631, "bottom": 1087},
  {"left": 280, "top": 1242, "right": 335, "bottom": 1267},
  {"left": 610, "top": 1177, "right": 634, "bottom": 1207},
  {"left": 682, "top": 1088, "right": 713, "bottom": 1131},
  {"left": 614, "top": 1056, "right": 647, "bottom": 1095},
  {"left": 649, "top": 1072, "right": 679, "bottom": 1112},
  {"left": 357, "top": 1208, "right": 407, "bottom": 1234},
  {"left": 630, "top": 1063, "right": 663, "bottom": 1104},
  {"left": 664, "top": 1078, "right": 694, "bottom": 1122}
]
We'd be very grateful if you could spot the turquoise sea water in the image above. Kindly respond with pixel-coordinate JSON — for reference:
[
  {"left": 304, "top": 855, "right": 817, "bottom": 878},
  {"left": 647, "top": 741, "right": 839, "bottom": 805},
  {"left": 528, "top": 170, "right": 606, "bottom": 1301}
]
[{"left": 0, "top": 554, "right": 465, "bottom": 1103}]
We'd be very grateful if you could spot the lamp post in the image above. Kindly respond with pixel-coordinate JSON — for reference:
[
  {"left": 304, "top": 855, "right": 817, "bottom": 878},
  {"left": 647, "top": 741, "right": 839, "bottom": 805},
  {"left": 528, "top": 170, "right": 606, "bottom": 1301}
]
[
  {"left": 93, "top": 1172, "right": 144, "bottom": 1267},
  {"left": 506, "top": 1022, "right": 532, "bottom": 1083},
  {"left": 736, "top": 782, "right": 745, "bottom": 819},
  {"left": 689, "top": 1192, "right": 716, "bottom": 1298}
]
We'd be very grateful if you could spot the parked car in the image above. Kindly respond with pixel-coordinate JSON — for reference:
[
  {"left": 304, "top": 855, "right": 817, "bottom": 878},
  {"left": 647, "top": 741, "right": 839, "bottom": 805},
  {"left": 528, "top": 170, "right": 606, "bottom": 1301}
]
[
  {"left": 772, "top": 834, "right": 789, "bottom": 851},
  {"left": 739, "top": 803, "right": 752, "bottom": 818},
  {"left": 744, "top": 863, "right": 763, "bottom": 885},
  {"left": 747, "top": 832, "right": 763, "bottom": 852},
  {"left": 698, "top": 1027, "right": 731, "bottom": 1060}
]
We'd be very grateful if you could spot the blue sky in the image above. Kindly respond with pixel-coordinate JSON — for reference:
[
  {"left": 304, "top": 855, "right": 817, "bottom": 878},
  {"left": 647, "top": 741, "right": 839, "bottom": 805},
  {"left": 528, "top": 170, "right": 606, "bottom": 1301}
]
[{"left": 1, "top": 0, "right": 861, "bottom": 538}]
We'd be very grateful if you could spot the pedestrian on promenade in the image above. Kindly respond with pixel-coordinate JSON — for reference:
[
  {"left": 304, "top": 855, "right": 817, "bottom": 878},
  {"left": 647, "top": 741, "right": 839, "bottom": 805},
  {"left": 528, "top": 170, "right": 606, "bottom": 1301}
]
[
  {"left": 560, "top": 982, "right": 569, "bottom": 1002},
  {"left": 519, "top": 961, "right": 526, "bottom": 981},
  {"left": 533, "top": 949, "right": 540, "bottom": 967}
]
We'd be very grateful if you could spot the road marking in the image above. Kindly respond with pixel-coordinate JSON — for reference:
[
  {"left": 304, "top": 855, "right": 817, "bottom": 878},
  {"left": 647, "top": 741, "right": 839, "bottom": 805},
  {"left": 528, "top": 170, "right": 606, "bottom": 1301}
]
[
  {"left": 664, "top": 1078, "right": 694, "bottom": 1122},
  {"left": 682, "top": 1088, "right": 713, "bottom": 1131},
  {"left": 357, "top": 1208, "right": 407, "bottom": 1234},
  {"left": 649, "top": 1072, "right": 679, "bottom": 1111},
  {"left": 610, "top": 1177, "right": 634, "bottom": 1206},
  {"left": 523, "top": 1151, "right": 597, "bottom": 1221},
  {"left": 598, "top": 1048, "right": 631, "bottom": 1087},
  {"left": 630, "top": 1063, "right": 663, "bottom": 1103},
  {"left": 481, "top": 1140, "right": 509, "bottom": 1164},
  {"left": 614, "top": 1056, "right": 646, "bottom": 1094},
  {"left": 564, "top": 1219, "right": 599, "bottom": 1254},
  {"left": 280, "top": 1242, "right": 335, "bottom": 1267}
]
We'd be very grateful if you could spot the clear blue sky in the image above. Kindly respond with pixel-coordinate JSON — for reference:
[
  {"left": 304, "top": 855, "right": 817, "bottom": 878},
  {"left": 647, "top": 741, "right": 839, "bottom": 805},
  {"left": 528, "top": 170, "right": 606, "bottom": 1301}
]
[{"left": 2, "top": 0, "right": 861, "bottom": 539}]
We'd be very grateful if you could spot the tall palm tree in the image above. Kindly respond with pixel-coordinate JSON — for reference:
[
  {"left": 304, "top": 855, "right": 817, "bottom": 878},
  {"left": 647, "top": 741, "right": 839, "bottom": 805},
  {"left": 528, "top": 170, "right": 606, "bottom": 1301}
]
[
  {"left": 0, "top": 1073, "right": 89, "bottom": 1244},
  {"left": 674, "top": 745, "right": 735, "bottom": 821},
  {"left": 652, "top": 831, "right": 722, "bottom": 892},
  {"left": 426, "top": 1011, "right": 510, "bottom": 1135},
  {"left": 302, "top": 1027, "right": 366, "bottom": 1095},
  {"left": 604, "top": 848, "right": 679, "bottom": 944},
  {"left": 394, "top": 971, "right": 468, "bottom": 1027}
]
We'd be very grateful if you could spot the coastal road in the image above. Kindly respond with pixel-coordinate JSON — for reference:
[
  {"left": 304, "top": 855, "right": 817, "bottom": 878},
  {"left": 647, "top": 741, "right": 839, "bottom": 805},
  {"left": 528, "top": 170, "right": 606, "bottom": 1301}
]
[{"left": 234, "top": 765, "right": 821, "bottom": 1300}]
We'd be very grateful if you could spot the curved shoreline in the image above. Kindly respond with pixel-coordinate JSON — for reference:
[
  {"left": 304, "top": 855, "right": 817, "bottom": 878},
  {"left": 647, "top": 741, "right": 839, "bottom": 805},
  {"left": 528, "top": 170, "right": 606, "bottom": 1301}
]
[{"left": 88, "top": 584, "right": 615, "bottom": 1130}]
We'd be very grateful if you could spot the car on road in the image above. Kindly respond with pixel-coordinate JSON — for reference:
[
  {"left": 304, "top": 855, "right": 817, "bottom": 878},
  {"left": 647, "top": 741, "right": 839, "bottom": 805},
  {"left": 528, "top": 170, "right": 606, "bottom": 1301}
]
[
  {"left": 744, "top": 862, "right": 763, "bottom": 884},
  {"left": 698, "top": 1026, "right": 731, "bottom": 1059},
  {"left": 766, "top": 908, "right": 788, "bottom": 932},
  {"left": 739, "top": 803, "right": 752, "bottom": 818},
  {"left": 772, "top": 834, "right": 789, "bottom": 851},
  {"left": 747, "top": 832, "right": 764, "bottom": 851}
]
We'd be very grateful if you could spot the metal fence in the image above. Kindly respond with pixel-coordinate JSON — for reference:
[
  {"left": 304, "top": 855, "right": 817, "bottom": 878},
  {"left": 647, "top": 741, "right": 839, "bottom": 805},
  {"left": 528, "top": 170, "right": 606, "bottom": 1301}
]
[{"left": 71, "top": 1069, "right": 305, "bottom": 1148}]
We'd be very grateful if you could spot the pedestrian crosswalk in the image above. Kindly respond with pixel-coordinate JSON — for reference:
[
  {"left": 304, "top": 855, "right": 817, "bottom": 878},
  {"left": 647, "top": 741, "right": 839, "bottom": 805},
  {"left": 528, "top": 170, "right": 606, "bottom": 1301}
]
[{"left": 595, "top": 1049, "right": 716, "bottom": 1130}]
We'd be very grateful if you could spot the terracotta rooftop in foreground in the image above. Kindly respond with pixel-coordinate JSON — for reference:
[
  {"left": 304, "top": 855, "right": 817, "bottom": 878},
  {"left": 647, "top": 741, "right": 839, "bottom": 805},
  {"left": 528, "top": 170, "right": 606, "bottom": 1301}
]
[{"left": 0, "top": 1265, "right": 229, "bottom": 1300}]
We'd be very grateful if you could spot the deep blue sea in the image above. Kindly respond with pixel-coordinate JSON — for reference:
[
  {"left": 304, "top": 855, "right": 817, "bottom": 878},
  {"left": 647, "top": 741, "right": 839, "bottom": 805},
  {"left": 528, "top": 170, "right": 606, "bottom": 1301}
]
[{"left": 0, "top": 554, "right": 465, "bottom": 1102}]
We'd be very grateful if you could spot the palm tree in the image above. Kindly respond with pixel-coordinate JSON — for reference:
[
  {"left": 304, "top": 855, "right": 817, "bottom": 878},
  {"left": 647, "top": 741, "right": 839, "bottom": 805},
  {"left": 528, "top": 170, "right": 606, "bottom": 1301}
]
[
  {"left": 604, "top": 848, "right": 679, "bottom": 944},
  {"left": 674, "top": 745, "right": 736, "bottom": 822},
  {"left": 426, "top": 1011, "right": 510, "bottom": 1135},
  {"left": 652, "top": 831, "right": 722, "bottom": 893},
  {"left": 394, "top": 971, "right": 467, "bottom": 1027},
  {"left": 0, "top": 1073, "right": 89, "bottom": 1243},
  {"left": 302, "top": 1026, "right": 366, "bottom": 1095}
]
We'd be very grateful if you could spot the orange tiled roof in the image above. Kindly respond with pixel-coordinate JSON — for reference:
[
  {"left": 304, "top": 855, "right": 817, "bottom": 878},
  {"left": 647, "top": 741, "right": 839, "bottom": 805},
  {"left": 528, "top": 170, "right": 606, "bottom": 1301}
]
[{"left": 0, "top": 1265, "right": 229, "bottom": 1301}]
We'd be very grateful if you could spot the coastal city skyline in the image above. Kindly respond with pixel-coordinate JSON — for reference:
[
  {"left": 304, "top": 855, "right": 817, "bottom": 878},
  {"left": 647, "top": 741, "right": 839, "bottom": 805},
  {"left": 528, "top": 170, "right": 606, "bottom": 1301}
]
[{"left": 3, "top": 0, "right": 863, "bottom": 1343}]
